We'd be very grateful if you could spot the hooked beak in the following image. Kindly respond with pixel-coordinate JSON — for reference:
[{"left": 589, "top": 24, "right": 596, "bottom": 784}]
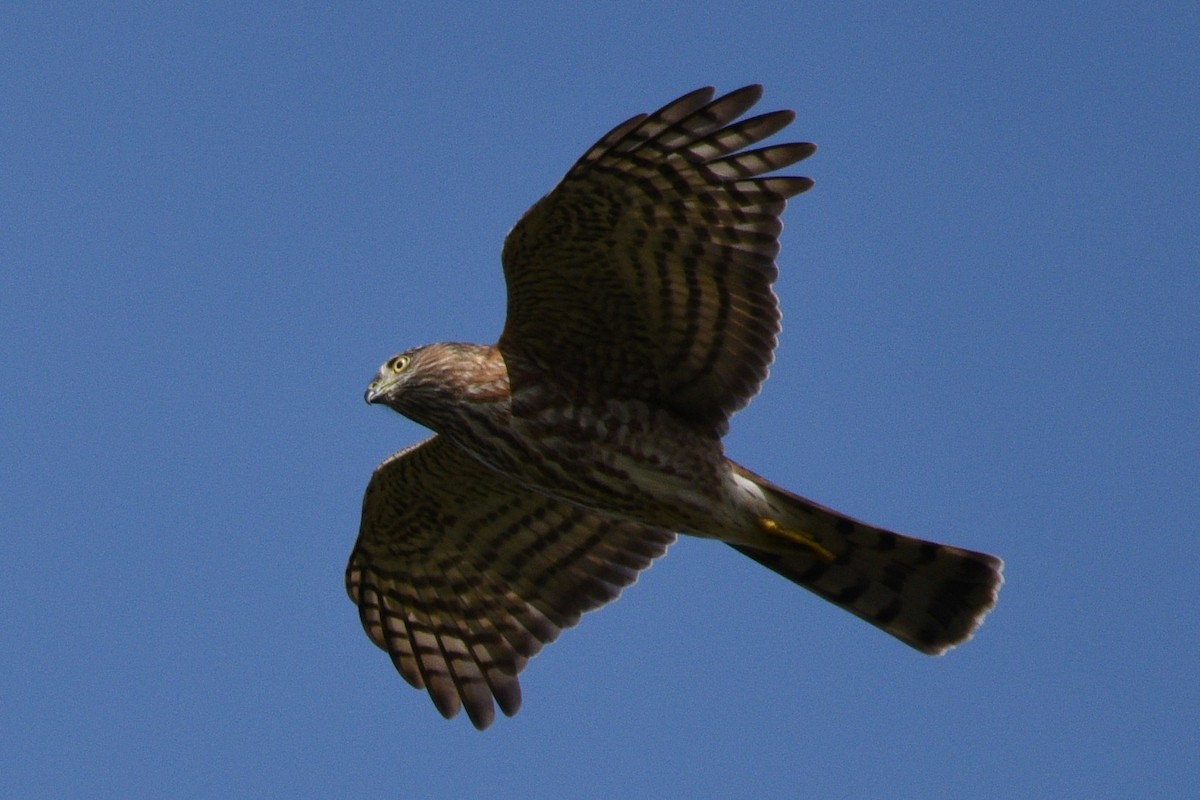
[{"left": 364, "top": 381, "right": 383, "bottom": 405}]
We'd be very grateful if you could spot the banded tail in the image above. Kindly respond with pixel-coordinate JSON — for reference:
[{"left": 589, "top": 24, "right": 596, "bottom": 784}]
[{"left": 732, "top": 465, "right": 1003, "bottom": 654}]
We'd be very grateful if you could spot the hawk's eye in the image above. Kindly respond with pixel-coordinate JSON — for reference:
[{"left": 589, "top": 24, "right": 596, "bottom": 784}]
[{"left": 388, "top": 355, "right": 410, "bottom": 374}]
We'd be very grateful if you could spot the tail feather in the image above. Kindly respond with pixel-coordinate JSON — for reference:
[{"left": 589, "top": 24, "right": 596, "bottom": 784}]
[{"left": 732, "top": 466, "right": 1003, "bottom": 654}]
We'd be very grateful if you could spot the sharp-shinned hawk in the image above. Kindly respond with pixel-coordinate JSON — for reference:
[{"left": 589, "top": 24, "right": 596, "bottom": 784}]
[{"left": 348, "top": 85, "right": 1003, "bottom": 729}]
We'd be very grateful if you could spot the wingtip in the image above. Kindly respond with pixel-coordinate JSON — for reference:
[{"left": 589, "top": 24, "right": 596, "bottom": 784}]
[{"left": 464, "top": 701, "right": 496, "bottom": 731}]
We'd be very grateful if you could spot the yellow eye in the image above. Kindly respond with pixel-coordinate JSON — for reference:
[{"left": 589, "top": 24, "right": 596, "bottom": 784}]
[{"left": 387, "top": 355, "right": 410, "bottom": 374}]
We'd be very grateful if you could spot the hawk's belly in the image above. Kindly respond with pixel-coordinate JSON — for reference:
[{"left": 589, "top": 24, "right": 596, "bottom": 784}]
[{"left": 452, "top": 393, "right": 736, "bottom": 535}]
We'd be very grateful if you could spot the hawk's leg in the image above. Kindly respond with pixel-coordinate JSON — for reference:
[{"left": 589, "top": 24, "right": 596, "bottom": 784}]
[{"left": 757, "top": 517, "right": 836, "bottom": 562}]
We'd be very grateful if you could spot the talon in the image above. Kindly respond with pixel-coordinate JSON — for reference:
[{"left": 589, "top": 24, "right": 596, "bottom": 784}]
[{"left": 758, "top": 517, "right": 836, "bottom": 562}]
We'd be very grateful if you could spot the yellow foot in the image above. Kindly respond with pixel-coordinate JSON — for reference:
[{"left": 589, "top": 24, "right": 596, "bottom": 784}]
[{"left": 758, "top": 518, "right": 836, "bottom": 563}]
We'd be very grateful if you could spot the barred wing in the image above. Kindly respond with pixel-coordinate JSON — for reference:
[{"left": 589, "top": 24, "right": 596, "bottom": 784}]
[
  {"left": 499, "top": 85, "right": 814, "bottom": 434},
  {"left": 347, "top": 436, "right": 674, "bottom": 729}
]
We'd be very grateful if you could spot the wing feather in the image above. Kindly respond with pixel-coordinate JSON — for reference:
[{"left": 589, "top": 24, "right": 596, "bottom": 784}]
[
  {"left": 499, "top": 85, "right": 814, "bottom": 433},
  {"left": 347, "top": 436, "right": 674, "bottom": 729}
]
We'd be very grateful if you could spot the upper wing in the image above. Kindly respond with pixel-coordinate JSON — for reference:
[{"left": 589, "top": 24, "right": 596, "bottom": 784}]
[
  {"left": 498, "top": 85, "right": 814, "bottom": 434},
  {"left": 347, "top": 436, "right": 675, "bottom": 729}
]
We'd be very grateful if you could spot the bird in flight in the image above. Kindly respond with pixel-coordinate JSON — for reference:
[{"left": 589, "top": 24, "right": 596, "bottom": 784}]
[{"left": 349, "top": 85, "right": 1003, "bottom": 729}]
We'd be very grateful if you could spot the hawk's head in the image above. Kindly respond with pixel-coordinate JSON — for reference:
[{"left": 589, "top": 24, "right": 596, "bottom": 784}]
[{"left": 365, "top": 342, "right": 509, "bottom": 430}]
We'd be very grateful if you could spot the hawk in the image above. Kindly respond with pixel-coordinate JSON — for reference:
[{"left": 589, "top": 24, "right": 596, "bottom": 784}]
[{"left": 348, "top": 85, "right": 1003, "bottom": 729}]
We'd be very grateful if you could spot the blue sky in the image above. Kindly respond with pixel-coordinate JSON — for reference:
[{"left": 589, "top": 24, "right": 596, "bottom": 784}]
[{"left": 3, "top": 3, "right": 1197, "bottom": 797}]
